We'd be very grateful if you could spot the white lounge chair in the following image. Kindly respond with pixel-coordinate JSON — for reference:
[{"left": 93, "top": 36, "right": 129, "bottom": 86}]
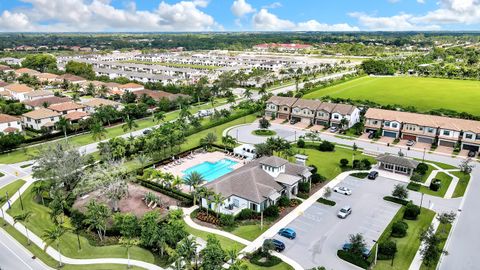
[{"left": 151, "top": 202, "right": 157, "bottom": 209}]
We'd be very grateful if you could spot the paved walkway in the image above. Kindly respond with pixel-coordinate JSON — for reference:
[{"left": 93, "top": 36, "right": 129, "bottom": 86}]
[{"left": 409, "top": 214, "right": 440, "bottom": 270}]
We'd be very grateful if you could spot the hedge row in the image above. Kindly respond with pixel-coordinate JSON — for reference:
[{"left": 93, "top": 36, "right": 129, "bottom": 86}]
[
  {"left": 383, "top": 196, "right": 409, "bottom": 206},
  {"left": 137, "top": 179, "right": 193, "bottom": 207},
  {"left": 317, "top": 197, "right": 336, "bottom": 206},
  {"left": 337, "top": 250, "right": 370, "bottom": 269}
]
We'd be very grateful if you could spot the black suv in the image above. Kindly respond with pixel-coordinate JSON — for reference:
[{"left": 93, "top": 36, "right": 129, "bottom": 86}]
[{"left": 368, "top": 171, "right": 379, "bottom": 180}]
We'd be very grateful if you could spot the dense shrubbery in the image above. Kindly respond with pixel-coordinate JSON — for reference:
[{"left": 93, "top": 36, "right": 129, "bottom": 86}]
[
  {"left": 404, "top": 203, "right": 421, "bottom": 220},
  {"left": 340, "top": 158, "right": 349, "bottom": 167},
  {"left": 378, "top": 240, "right": 397, "bottom": 260},
  {"left": 318, "top": 141, "right": 335, "bottom": 152},
  {"left": 383, "top": 196, "right": 409, "bottom": 206},
  {"left": 263, "top": 205, "right": 279, "bottom": 218},
  {"left": 298, "top": 182, "right": 310, "bottom": 193},
  {"left": 391, "top": 221, "right": 409, "bottom": 237},
  {"left": 219, "top": 214, "right": 235, "bottom": 227},
  {"left": 317, "top": 197, "right": 336, "bottom": 206},
  {"left": 249, "top": 250, "right": 283, "bottom": 267},
  {"left": 137, "top": 179, "right": 193, "bottom": 206},
  {"left": 196, "top": 210, "right": 220, "bottom": 225},
  {"left": 297, "top": 139, "right": 305, "bottom": 148},
  {"left": 337, "top": 250, "right": 370, "bottom": 269},
  {"left": 236, "top": 208, "right": 257, "bottom": 221},
  {"left": 277, "top": 196, "right": 290, "bottom": 207},
  {"left": 407, "top": 182, "right": 421, "bottom": 191}
]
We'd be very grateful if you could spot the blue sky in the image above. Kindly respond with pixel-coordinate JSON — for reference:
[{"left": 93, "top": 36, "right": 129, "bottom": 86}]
[{"left": 0, "top": 0, "right": 478, "bottom": 32}]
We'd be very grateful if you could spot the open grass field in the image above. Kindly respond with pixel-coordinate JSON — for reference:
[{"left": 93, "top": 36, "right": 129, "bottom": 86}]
[
  {"left": 228, "top": 223, "right": 271, "bottom": 241},
  {"left": 303, "top": 76, "right": 480, "bottom": 115}
]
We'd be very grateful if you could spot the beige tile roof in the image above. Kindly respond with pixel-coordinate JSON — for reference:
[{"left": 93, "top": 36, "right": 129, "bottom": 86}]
[
  {"left": 82, "top": 98, "right": 120, "bottom": 108},
  {"left": 15, "top": 68, "right": 40, "bottom": 75},
  {"left": 36, "top": 73, "right": 59, "bottom": 80},
  {"left": 292, "top": 99, "right": 322, "bottom": 110},
  {"left": 267, "top": 96, "right": 298, "bottom": 107},
  {"left": 22, "top": 108, "right": 61, "bottom": 119},
  {"left": 59, "top": 74, "right": 86, "bottom": 82},
  {"left": 23, "top": 90, "right": 54, "bottom": 98},
  {"left": 365, "top": 108, "right": 480, "bottom": 133},
  {"left": 133, "top": 89, "right": 174, "bottom": 101},
  {"left": 317, "top": 102, "right": 336, "bottom": 113},
  {"left": 119, "top": 83, "right": 143, "bottom": 89},
  {"left": 105, "top": 82, "right": 121, "bottom": 88},
  {"left": 48, "top": 102, "right": 85, "bottom": 112},
  {"left": 5, "top": 83, "right": 34, "bottom": 93},
  {"left": 22, "top": 96, "right": 71, "bottom": 108},
  {"left": 65, "top": 111, "right": 89, "bottom": 121},
  {"left": 0, "top": 113, "right": 20, "bottom": 123},
  {"left": 332, "top": 103, "right": 356, "bottom": 115}
]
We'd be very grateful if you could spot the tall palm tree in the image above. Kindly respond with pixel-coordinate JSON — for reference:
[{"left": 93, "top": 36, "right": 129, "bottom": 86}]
[
  {"left": 153, "top": 111, "right": 166, "bottom": 124},
  {"left": 119, "top": 237, "right": 140, "bottom": 269},
  {"left": 90, "top": 120, "right": 107, "bottom": 141},
  {"left": 55, "top": 116, "right": 70, "bottom": 140},
  {"left": 98, "top": 85, "right": 109, "bottom": 98},
  {"left": 222, "top": 135, "right": 236, "bottom": 150},
  {"left": 86, "top": 82, "right": 96, "bottom": 96},
  {"left": 225, "top": 248, "right": 242, "bottom": 264},
  {"left": 200, "top": 133, "right": 217, "bottom": 150},
  {"left": 243, "top": 89, "right": 252, "bottom": 100},
  {"left": 42, "top": 224, "right": 67, "bottom": 267},
  {"left": 122, "top": 114, "right": 138, "bottom": 138},
  {"left": 177, "top": 236, "right": 199, "bottom": 269},
  {"left": 30, "top": 181, "right": 50, "bottom": 205},
  {"left": 184, "top": 171, "right": 204, "bottom": 192},
  {"left": 13, "top": 211, "right": 32, "bottom": 245},
  {"left": 135, "top": 153, "right": 151, "bottom": 169},
  {"left": 212, "top": 192, "right": 225, "bottom": 215}
]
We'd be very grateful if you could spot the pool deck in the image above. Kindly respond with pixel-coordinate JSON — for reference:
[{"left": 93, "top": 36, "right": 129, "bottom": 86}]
[{"left": 157, "top": 151, "right": 245, "bottom": 188}]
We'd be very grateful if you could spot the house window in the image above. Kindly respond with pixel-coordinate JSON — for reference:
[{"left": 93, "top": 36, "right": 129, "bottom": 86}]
[
  {"left": 50, "top": 118, "right": 54, "bottom": 121},
  {"left": 250, "top": 203, "right": 257, "bottom": 212},
  {"left": 443, "top": 130, "right": 450, "bottom": 136},
  {"left": 465, "top": 134, "right": 473, "bottom": 139},
  {"left": 391, "top": 123, "right": 398, "bottom": 128},
  {"left": 419, "top": 127, "right": 424, "bottom": 131},
  {"left": 283, "top": 107, "right": 288, "bottom": 111},
  {"left": 384, "top": 121, "right": 390, "bottom": 126},
  {"left": 428, "top": 128, "right": 434, "bottom": 133},
  {"left": 233, "top": 199, "right": 239, "bottom": 207},
  {"left": 333, "top": 115, "right": 339, "bottom": 119},
  {"left": 372, "top": 120, "right": 378, "bottom": 125}
]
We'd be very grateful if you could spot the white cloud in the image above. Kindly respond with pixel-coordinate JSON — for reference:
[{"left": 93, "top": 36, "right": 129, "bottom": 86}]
[
  {"left": 262, "top": 2, "right": 282, "bottom": 9},
  {"left": 417, "top": 0, "right": 425, "bottom": 4},
  {"left": 252, "top": 9, "right": 358, "bottom": 31},
  {"left": 0, "top": 0, "right": 220, "bottom": 32},
  {"left": 231, "top": 0, "right": 256, "bottom": 17},
  {"left": 349, "top": 12, "right": 441, "bottom": 30},
  {"left": 414, "top": 0, "right": 480, "bottom": 24}
]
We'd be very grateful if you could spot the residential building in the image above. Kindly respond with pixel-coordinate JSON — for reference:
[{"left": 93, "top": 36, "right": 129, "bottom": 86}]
[
  {"left": 82, "top": 98, "right": 123, "bottom": 114},
  {"left": 290, "top": 99, "right": 321, "bottom": 125},
  {"left": 315, "top": 102, "right": 336, "bottom": 126},
  {"left": 201, "top": 156, "right": 312, "bottom": 215},
  {"left": 48, "top": 102, "right": 86, "bottom": 115},
  {"left": 23, "top": 90, "right": 55, "bottom": 101},
  {"left": 22, "top": 96, "right": 72, "bottom": 110},
  {"left": 329, "top": 104, "right": 361, "bottom": 128},
  {"left": 376, "top": 154, "right": 419, "bottom": 176},
  {"left": 118, "top": 83, "right": 144, "bottom": 93},
  {"left": 21, "top": 108, "right": 61, "bottom": 130},
  {"left": 3, "top": 84, "right": 34, "bottom": 101},
  {"left": 58, "top": 74, "right": 87, "bottom": 84},
  {"left": 36, "top": 73, "right": 59, "bottom": 83},
  {"left": 265, "top": 96, "right": 298, "bottom": 120},
  {"left": 0, "top": 65, "right": 13, "bottom": 73},
  {"left": 15, "top": 68, "right": 40, "bottom": 77},
  {"left": 0, "top": 114, "right": 22, "bottom": 133}
]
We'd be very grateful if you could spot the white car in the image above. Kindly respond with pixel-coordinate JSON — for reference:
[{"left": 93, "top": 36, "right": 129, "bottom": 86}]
[
  {"left": 337, "top": 206, "right": 352, "bottom": 219},
  {"left": 333, "top": 186, "right": 352, "bottom": 195}
]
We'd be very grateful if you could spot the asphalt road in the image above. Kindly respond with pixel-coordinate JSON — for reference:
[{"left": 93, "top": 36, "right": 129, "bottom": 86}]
[{"left": 0, "top": 228, "right": 50, "bottom": 270}]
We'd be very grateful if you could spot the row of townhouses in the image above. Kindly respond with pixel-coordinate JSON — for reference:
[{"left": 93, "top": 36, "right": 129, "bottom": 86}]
[
  {"left": 265, "top": 96, "right": 361, "bottom": 128},
  {"left": 365, "top": 108, "right": 480, "bottom": 152}
]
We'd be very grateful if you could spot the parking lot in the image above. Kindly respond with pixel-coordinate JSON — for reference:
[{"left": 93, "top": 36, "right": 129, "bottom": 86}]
[{"left": 273, "top": 176, "right": 402, "bottom": 270}]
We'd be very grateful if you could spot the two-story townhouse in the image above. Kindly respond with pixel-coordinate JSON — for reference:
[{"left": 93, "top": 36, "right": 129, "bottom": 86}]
[
  {"left": 82, "top": 98, "right": 123, "bottom": 114},
  {"left": 58, "top": 74, "right": 87, "bottom": 85},
  {"left": 4, "top": 84, "right": 34, "bottom": 101},
  {"left": 330, "top": 104, "right": 361, "bottom": 129},
  {"left": 0, "top": 113, "right": 23, "bottom": 133},
  {"left": 314, "top": 102, "right": 336, "bottom": 126},
  {"left": 364, "top": 108, "right": 402, "bottom": 138},
  {"left": 436, "top": 118, "right": 462, "bottom": 148},
  {"left": 48, "top": 102, "right": 86, "bottom": 115},
  {"left": 36, "top": 73, "right": 59, "bottom": 83},
  {"left": 14, "top": 68, "right": 40, "bottom": 78},
  {"left": 22, "top": 96, "right": 72, "bottom": 110},
  {"left": 265, "top": 96, "right": 298, "bottom": 120},
  {"left": 118, "top": 83, "right": 145, "bottom": 93},
  {"left": 21, "top": 108, "right": 61, "bottom": 131},
  {"left": 23, "top": 90, "right": 55, "bottom": 101},
  {"left": 290, "top": 99, "right": 321, "bottom": 125},
  {"left": 459, "top": 124, "right": 480, "bottom": 152}
]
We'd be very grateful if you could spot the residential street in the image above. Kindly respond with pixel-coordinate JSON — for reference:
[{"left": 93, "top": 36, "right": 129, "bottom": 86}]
[{"left": 0, "top": 228, "right": 50, "bottom": 270}]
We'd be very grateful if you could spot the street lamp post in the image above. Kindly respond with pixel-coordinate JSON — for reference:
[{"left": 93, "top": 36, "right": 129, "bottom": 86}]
[
  {"left": 420, "top": 192, "right": 424, "bottom": 213},
  {"left": 373, "top": 240, "right": 378, "bottom": 265},
  {"left": 423, "top": 148, "right": 426, "bottom": 162}
]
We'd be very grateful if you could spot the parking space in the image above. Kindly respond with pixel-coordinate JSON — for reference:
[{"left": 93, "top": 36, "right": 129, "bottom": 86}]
[
  {"left": 273, "top": 176, "right": 401, "bottom": 270},
  {"left": 435, "top": 146, "right": 454, "bottom": 155},
  {"left": 458, "top": 149, "right": 471, "bottom": 157},
  {"left": 309, "top": 125, "right": 325, "bottom": 132},
  {"left": 359, "top": 133, "right": 371, "bottom": 140},
  {"left": 292, "top": 121, "right": 311, "bottom": 129}
]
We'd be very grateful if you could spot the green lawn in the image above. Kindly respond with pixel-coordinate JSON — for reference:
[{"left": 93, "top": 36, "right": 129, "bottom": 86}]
[
  {"left": 450, "top": 171, "right": 470, "bottom": 198},
  {"left": 418, "top": 172, "right": 453, "bottom": 198},
  {"left": 420, "top": 160, "right": 457, "bottom": 170},
  {"left": 228, "top": 223, "right": 271, "bottom": 241},
  {"left": 0, "top": 179, "right": 26, "bottom": 200},
  {"left": 183, "top": 222, "right": 245, "bottom": 251},
  {"left": 294, "top": 146, "right": 377, "bottom": 180},
  {"left": 7, "top": 184, "right": 156, "bottom": 263},
  {"left": 375, "top": 207, "right": 436, "bottom": 270},
  {"left": 419, "top": 223, "right": 452, "bottom": 270},
  {"left": 0, "top": 100, "right": 227, "bottom": 164},
  {"left": 303, "top": 76, "right": 480, "bottom": 115},
  {"left": 243, "top": 260, "right": 294, "bottom": 270},
  {"left": 412, "top": 164, "right": 434, "bottom": 183}
]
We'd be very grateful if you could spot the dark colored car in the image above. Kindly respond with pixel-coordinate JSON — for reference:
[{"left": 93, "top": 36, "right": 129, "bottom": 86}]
[
  {"left": 468, "top": 150, "right": 477, "bottom": 157},
  {"left": 142, "top": 129, "right": 152, "bottom": 135},
  {"left": 368, "top": 171, "right": 379, "bottom": 180},
  {"left": 278, "top": 228, "right": 296, "bottom": 239},
  {"left": 269, "top": 239, "right": 286, "bottom": 252},
  {"left": 290, "top": 118, "right": 299, "bottom": 125},
  {"left": 342, "top": 243, "right": 370, "bottom": 259},
  {"left": 368, "top": 131, "right": 375, "bottom": 139}
]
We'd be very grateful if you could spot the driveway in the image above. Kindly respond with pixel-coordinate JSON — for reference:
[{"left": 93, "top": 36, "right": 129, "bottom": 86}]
[
  {"left": 272, "top": 176, "right": 402, "bottom": 270},
  {"left": 226, "top": 123, "right": 307, "bottom": 144},
  {"left": 434, "top": 146, "right": 454, "bottom": 155}
]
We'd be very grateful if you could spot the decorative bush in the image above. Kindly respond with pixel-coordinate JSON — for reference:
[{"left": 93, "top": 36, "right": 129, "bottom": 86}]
[
  {"left": 311, "top": 173, "right": 326, "bottom": 184},
  {"left": 410, "top": 172, "right": 423, "bottom": 182},
  {"left": 297, "top": 192, "right": 309, "bottom": 199},
  {"left": 378, "top": 240, "right": 397, "bottom": 259},
  {"left": 391, "top": 221, "right": 409, "bottom": 238},
  {"left": 318, "top": 141, "right": 335, "bottom": 152},
  {"left": 297, "top": 139, "right": 305, "bottom": 148},
  {"left": 430, "top": 179, "right": 441, "bottom": 191},
  {"left": 352, "top": 160, "right": 360, "bottom": 169},
  {"left": 415, "top": 163, "right": 429, "bottom": 175},
  {"left": 317, "top": 197, "right": 336, "bottom": 206},
  {"left": 350, "top": 172, "right": 369, "bottom": 179},
  {"left": 298, "top": 182, "right": 310, "bottom": 193},
  {"left": 310, "top": 165, "right": 318, "bottom": 175},
  {"left": 196, "top": 211, "right": 220, "bottom": 225},
  {"left": 289, "top": 199, "right": 302, "bottom": 207},
  {"left": 219, "top": 214, "right": 235, "bottom": 227},
  {"left": 403, "top": 203, "right": 421, "bottom": 220},
  {"left": 360, "top": 159, "right": 372, "bottom": 170},
  {"left": 277, "top": 196, "right": 290, "bottom": 207},
  {"left": 263, "top": 205, "right": 279, "bottom": 218},
  {"left": 236, "top": 208, "right": 256, "bottom": 220},
  {"left": 337, "top": 250, "right": 370, "bottom": 269},
  {"left": 340, "top": 158, "right": 349, "bottom": 167},
  {"left": 407, "top": 182, "right": 421, "bottom": 191},
  {"left": 383, "top": 196, "right": 409, "bottom": 206},
  {"left": 249, "top": 251, "right": 282, "bottom": 267}
]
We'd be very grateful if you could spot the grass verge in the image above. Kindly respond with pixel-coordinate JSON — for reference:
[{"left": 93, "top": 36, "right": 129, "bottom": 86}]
[{"left": 450, "top": 171, "right": 470, "bottom": 198}]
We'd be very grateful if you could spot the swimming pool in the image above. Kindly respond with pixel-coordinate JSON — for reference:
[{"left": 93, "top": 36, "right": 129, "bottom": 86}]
[{"left": 182, "top": 158, "right": 238, "bottom": 182}]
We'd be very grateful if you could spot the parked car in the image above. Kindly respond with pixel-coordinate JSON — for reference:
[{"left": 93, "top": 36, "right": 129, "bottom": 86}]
[
  {"left": 278, "top": 228, "right": 296, "bottom": 239},
  {"left": 368, "top": 131, "right": 375, "bottom": 139},
  {"left": 333, "top": 186, "right": 352, "bottom": 195},
  {"left": 142, "top": 129, "right": 152, "bottom": 135},
  {"left": 468, "top": 150, "right": 477, "bottom": 157},
  {"left": 368, "top": 171, "right": 379, "bottom": 180},
  {"left": 337, "top": 206, "right": 352, "bottom": 219},
  {"left": 269, "top": 239, "right": 286, "bottom": 252},
  {"left": 406, "top": 140, "right": 416, "bottom": 146},
  {"left": 290, "top": 118, "right": 299, "bottom": 125},
  {"left": 342, "top": 243, "right": 370, "bottom": 259},
  {"left": 197, "top": 110, "right": 212, "bottom": 117},
  {"left": 330, "top": 126, "right": 338, "bottom": 133}
]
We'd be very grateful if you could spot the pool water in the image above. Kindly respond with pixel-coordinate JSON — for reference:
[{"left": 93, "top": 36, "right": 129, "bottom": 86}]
[{"left": 182, "top": 158, "right": 238, "bottom": 182}]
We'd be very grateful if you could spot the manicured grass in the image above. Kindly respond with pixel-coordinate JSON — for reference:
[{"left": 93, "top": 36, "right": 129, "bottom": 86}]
[
  {"left": 294, "top": 146, "right": 376, "bottom": 180},
  {"left": 418, "top": 172, "right": 453, "bottom": 198},
  {"left": 303, "top": 76, "right": 480, "bottom": 115},
  {"left": 375, "top": 207, "right": 436, "bottom": 270},
  {"left": 0, "top": 179, "right": 26, "bottom": 202},
  {"left": 7, "top": 184, "right": 156, "bottom": 263},
  {"left": 183, "top": 222, "right": 246, "bottom": 251},
  {"left": 228, "top": 223, "right": 271, "bottom": 241},
  {"left": 413, "top": 159, "right": 457, "bottom": 170},
  {"left": 412, "top": 164, "right": 435, "bottom": 183},
  {"left": 243, "top": 260, "right": 294, "bottom": 270},
  {"left": 450, "top": 171, "right": 470, "bottom": 198},
  {"left": 252, "top": 129, "right": 277, "bottom": 136},
  {"left": 419, "top": 223, "right": 452, "bottom": 270}
]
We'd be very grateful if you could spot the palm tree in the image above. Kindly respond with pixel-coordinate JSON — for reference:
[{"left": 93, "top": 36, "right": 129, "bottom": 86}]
[
  {"left": 135, "top": 153, "right": 151, "bottom": 169},
  {"left": 179, "top": 107, "right": 191, "bottom": 120},
  {"left": 122, "top": 114, "right": 138, "bottom": 138},
  {"left": 30, "top": 181, "right": 50, "bottom": 205},
  {"left": 98, "top": 85, "right": 109, "bottom": 98},
  {"left": 184, "top": 171, "right": 204, "bottom": 192},
  {"left": 71, "top": 92, "right": 80, "bottom": 102},
  {"left": 171, "top": 175, "right": 183, "bottom": 190},
  {"left": 200, "top": 133, "right": 217, "bottom": 150},
  {"left": 42, "top": 224, "right": 67, "bottom": 267},
  {"left": 222, "top": 135, "right": 236, "bottom": 150},
  {"left": 153, "top": 111, "right": 166, "bottom": 124},
  {"left": 13, "top": 211, "right": 32, "bottom": 245},
  {"left": 86, "top": 82, "right": 96, "bottom": 96},
  {"left": 212, "top": 192, "right": 225, "bottom": 215},
  {"left": 225, "top": 248, "right": 241, "bottom": 264},
  {"left": 177, "top": 236, "right": 199, "bottom": 268},
  {"left": 119, "top": 237, "right": 140, "bottom": 269},
  {"left": 90, "top": 120, "right": 107, "bottom": 141},
  {"left": 55, "top": 116, "right": 70, "bottom": 140},
  {"left": 243, "top": 88, "right": 252, "bottom": 100}
]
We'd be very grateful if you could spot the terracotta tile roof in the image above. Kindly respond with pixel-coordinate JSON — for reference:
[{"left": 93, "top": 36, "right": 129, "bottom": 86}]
[
  {"left": 292, "top": 99, "right": 322, "bottom": 110},
  {"left": 119, "top": 83, "right": 143, "bottom": 89},
  {"left": 3, "top": 127, "right": 19, "bottom": 133},
  {"left": 0, "top": 91, "right": 13, "bottom": 98},
  {"left": 23, "top": 90, "right": 54, "bottom": 98},
  {"left": 15, "top": 68, "right": 40, "bottom": 75},
  {"left": 133, "top": 89, "right": 174, "bottom": 101},
  {"left": 36, "top": 73, "right": 59, "bottom": 80},
  {"left": 267, "top": 96, "right": 298, "bottom": 107},
  {"left": 65, "top": 111, "right": 89, "bottom": 121},
  {"left": 22, "top": 108, "right": 61, "bottom": 119},
  {"left": 0, "top": 81, "right": 8, "bottom": 88},
  {"left": 48, "top": 102, "right": 85, "bottom": 112},
  {"left": 0, "top": 113, "right": 20, "bottom": 124},
  {"left": 82, "top": 98, "right": 120, "bottom": 108},
  {"left": 0, "top": 65, "right": 12, "bottom": 72},
  {"left": 5, "top": 83, "right": 33, "bottom": 93},
  {"left": 22, "top": 96, "right": 71, "bottom": 108},
  {"left": 58, "top": 74, "right": 86, "bottom": 82},
  {"left": 105, "top": 82, "right": 121, "bottom": 88}
]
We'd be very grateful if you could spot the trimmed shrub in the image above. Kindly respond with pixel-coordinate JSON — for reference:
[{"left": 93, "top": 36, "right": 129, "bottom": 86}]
[
  {"left": 263, "top": 205, "right": 279, "bottom": 218},
  {"left": 219, "top": 214, "right": 235, "bottom": 227},
  {"left": 340, "top": 158, "right": 349, "bottom": 167},
  {"left": 310, "top": 165, "right": 318, "bottom": 175},
  {"left": 416, "top": 163, "right": 429, "bottom": 175},
  {"left": 383, "top": 196, "right": 409, "bottom": 206},
  {"left": 298, "top": 182, "right": 310, "bottom": 193},
  {"left": 391, "top": 221, "right": 409, "bottom": 238},
  {"left": 378, "top": 240, "right": 397, "bottom": 260},
  {"left": 350, "top": 172, "right": 369, "bottom": 179},
  {"left": 311, "top": 173, "right": 326, "bottom": 184},
  {"left": 236, "top": 208, "right": 256, "bottom": 221},
  {"left": 430, "top": 179, "right": 441, "bottom": 191},
  {"left": 337, "top": 250, "right": 370, "bottom": 269},
  {"left": 277, "top": 196, "right": 290, "bottom": 207},
  {"left": 297, "top": 139, "right": 305, "bottom": 148},
  {"left": 410, "top": 172, "right": 423, "bottom": 182},
  {"left": 352, "top": 160, "right": 360, "bottom": 169},
  {"left": 297, "top": 192, "right": 309, "bottom": 199},
  {"left": 317, "top": 197, "right": 336, "bottom": 206},
  {"left": 249, "top": 252, "right": 282, "bottom": 267},
  {"left": 407, "top": 182, "right": 421, "bottom": 191},
  {"left": 404, "top": 203, "right": 421, "bottom": 220},
  {"left": 138, "top": 180, "right": 193, "bottom": 206},
  {"left": 360, "top": 159, "right": 372, "bottom": 170},
  {"left": 318, "top": 141, "right": 335, "bottom": 152}
]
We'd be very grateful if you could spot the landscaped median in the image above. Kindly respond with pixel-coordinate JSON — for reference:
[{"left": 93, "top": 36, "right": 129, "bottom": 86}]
[{"left": 407, "top": 172, "right": 453, "bottom": 198}]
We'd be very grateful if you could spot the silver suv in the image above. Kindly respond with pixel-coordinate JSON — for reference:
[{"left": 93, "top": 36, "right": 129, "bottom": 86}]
[{"left": 337, "top": 206, "right": 352, "bottom": 219}]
